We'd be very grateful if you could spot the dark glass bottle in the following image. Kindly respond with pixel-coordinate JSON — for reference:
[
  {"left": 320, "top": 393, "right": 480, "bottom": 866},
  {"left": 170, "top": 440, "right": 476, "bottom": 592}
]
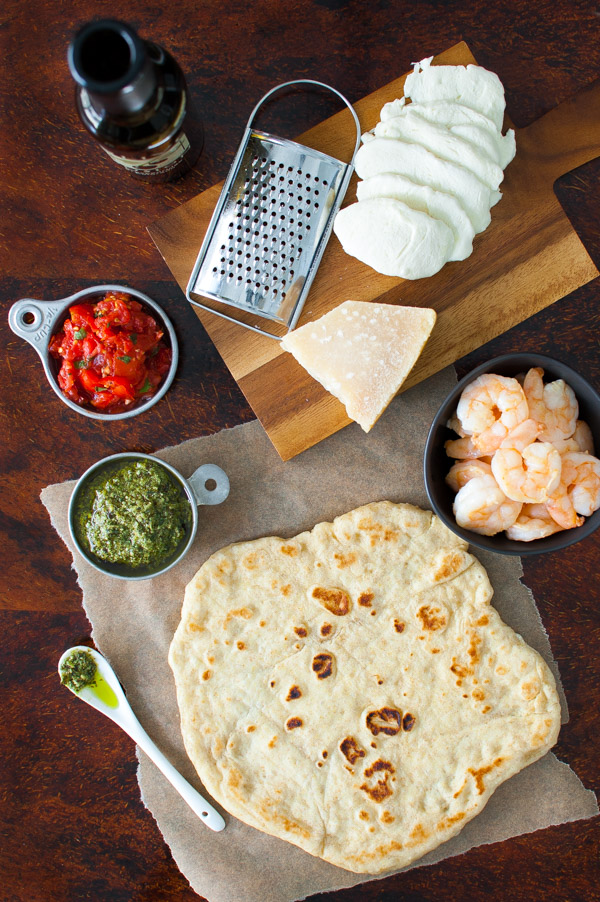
[{"left": 68, "top": 19, "right": 203, "bottom": 181}]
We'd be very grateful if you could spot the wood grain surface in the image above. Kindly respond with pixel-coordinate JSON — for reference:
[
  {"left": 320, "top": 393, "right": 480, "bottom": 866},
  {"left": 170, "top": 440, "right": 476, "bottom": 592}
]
[
  {"left": 1, "top": 1, "right": 599, "bottom": 901},
  {"left": 149, "top": 43, "right": 600, "bottom": 460}
]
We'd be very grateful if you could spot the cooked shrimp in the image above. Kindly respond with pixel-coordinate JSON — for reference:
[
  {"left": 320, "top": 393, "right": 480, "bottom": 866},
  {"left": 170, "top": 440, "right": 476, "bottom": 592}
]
[
  {"left": 491, "top": 441, "right": 562, "bottom": 503},
  {"left": 453, "top": 473, "right": 522, "bottom": 535},
  {"left": 446, "top": 459, "right": 493, "bottom": 493},
  {"left": 546, "top": 483, "right": 584, "bottom": 530},
  {"left": 523, "top": 367, "right": 578, "bottom": 442},
  {"left": 506, "top": 503, "right": 564, "bottom": 542},
  {"left": 573, "top": 420, "right": 594, "bottom": 454},
  {"left": 456, "top": 374, "right": 529, "bottom": 453},
  {"left": 561, "top": 451, "right": 600, "bottom": 516},
  {"left": 499, "top": 418, "right": 541, "bottom": 451},
  {"left": 445, "top": 434, "right": 485, "bottom": 459},
  {"left": 553, "top": 420, "right": 595, "bottom": 453},
  {"left": 446, "top": 414, "right": 468, "bottom": 437},
  {"left": 551, "top": 437, "right": 580, "bottom": 453}
]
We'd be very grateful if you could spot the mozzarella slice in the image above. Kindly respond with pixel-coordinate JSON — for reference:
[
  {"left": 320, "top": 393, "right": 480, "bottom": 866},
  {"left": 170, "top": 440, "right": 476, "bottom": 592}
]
[
  {"left": 373, "top": 108, "right": 504, "bottom": 191},
  {"left": 333, "top": 197, "right": 453, "bottom": 279},
  {"left": 281, "top": 301, "right": 436, "bottom": 431},
  {"left": 354, "top": 137, "right": 499, "bottom": 233},
  {"left": 404, "top": 57, "right": 507, "bottom": 131},
  {"left": 384, "top": 100, "right": 516, "bottom": 168},
  {"left": 356, "top": 173, "right": 474, "bottom": 261}
]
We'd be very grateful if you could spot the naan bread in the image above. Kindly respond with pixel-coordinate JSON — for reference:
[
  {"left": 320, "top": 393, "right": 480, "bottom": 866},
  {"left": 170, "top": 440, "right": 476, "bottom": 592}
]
[{"left": 169, "top": 502, "right": 560, "bottom": 874}]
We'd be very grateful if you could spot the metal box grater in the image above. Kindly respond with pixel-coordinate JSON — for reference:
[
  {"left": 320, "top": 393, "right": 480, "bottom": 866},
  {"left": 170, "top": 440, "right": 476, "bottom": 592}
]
[{"left": 186, "top": 80, "right": 361, "bottom": 339}]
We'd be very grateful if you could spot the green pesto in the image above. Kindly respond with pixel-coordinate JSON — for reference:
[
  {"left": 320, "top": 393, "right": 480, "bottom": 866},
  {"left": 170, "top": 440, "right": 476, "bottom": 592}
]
[
  {"left": 60, "top": 649, "right": 97, "bottom": 692},
  {"left": 81, "top": 460, "right": 192, "bottom": 568}
]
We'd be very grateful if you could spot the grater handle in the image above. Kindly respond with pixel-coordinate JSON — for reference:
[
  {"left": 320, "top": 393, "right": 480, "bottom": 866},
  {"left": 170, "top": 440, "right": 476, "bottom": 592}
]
[{"left": 245, "top": 80, "right": 361, "bottom": 165}]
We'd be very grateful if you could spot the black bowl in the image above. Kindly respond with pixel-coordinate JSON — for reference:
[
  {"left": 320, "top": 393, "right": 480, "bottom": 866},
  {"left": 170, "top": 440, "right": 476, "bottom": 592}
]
[{"left": 424, "top": 353, "right": 600, "bottom": 555}]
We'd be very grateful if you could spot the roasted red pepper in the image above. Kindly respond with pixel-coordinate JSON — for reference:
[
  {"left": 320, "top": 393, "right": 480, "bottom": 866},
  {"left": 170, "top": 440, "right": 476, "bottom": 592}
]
[{"left": 49, "top": 290, "right": 172, "bottom": 412}]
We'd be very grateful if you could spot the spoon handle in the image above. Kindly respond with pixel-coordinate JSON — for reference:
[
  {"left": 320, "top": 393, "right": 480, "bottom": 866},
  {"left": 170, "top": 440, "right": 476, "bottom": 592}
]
[{"left": 123, "top": 713, "right": 226, "bottom": 832}]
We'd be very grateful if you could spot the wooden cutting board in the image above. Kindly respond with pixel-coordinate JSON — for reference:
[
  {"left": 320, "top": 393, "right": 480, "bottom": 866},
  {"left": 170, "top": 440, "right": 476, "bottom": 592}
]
[{"left": 148, "top": 41, "right": 600, "bottom": 460}]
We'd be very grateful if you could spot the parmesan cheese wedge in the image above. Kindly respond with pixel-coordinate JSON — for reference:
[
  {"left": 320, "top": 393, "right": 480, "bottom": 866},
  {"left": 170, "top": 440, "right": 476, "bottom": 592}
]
[{"left": 280, "top": 301, "right": 436, "bottom": 432}]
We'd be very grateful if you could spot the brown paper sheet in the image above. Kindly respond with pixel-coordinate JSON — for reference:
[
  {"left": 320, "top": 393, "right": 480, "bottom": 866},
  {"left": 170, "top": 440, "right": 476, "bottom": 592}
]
[{"left": 42, "top": 366, "right": 598, "bottom": 902}]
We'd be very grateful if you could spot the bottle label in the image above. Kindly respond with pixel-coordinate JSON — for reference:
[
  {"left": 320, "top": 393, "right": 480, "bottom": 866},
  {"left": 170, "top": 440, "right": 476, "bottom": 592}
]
[{"left": 103, "top": 132, "right": 191, "bottom": 175}]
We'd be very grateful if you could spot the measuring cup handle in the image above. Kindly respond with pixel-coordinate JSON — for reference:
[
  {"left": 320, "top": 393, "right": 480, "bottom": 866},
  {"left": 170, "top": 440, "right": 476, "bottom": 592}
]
[
  {"left": 245, "top": 79, "right": 362, "bottom": 164},
  {"left": 8, "top": 297, "right": 66, "bottom": 353},
  {"left": 188, "top": 464, "right": 230, "bottom": 507}
]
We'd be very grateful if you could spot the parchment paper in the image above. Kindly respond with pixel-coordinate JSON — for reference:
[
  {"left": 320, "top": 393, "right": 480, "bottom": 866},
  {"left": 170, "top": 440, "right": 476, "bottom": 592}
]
[{"left": 42, "top": 366, "right": 598, "bottom": 902}]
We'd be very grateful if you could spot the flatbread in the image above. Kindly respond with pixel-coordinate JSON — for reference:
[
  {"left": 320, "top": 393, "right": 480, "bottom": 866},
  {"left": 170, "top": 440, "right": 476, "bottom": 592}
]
[
  {"left": 280, "top": 301, "right": 436, "bottom": 431},
  {"left": 169, "top": 501, "right": 560, "bottom": 874}
]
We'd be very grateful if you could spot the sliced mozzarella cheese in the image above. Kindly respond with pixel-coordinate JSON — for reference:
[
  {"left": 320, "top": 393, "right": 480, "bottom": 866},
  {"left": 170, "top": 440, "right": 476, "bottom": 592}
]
[
  {"left": 354, "top": 137, "right": 498, "bottom": 233},
  {"left": 450, "top": 123, "right": 514, "bottom": 169},
  {"left": 356, "top": 173, "right": 474, "bottom": 261},
  {"left": 390, "top": 101, "right": 515, "bottom": 168},
  {"left": 404, "top": 57, "right": 507, "bottom": 131},
  {"left": 333, "top": 197, "right": 453, "bottom": 279},
  {"left": 281, "top": 300, "right": 436, "bottom": 431},
  {"left": 380, "top": 98, "right": 407, "bottom": 121},
  {"left": 373, "top": 109, "right": 504, "bottom": 191},
  {"left": 378, "top": 100, "right": 516, "bottom": 169}
]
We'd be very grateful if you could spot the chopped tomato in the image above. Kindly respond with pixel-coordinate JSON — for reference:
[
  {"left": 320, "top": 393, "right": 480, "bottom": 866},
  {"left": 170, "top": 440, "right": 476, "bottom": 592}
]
[
  {"left": 78, "top": 368, "right": 102, "bottom": 394},
  {"left": 69, "top": 303, "right": 96, "bottom": 331},
  {"left": 49, "top": 291, "right": 172, "bottom": 413}
]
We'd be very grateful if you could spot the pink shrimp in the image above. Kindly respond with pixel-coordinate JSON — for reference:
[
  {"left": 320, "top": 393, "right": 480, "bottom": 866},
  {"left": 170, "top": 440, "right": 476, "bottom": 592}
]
[
  {"left": 523, "top": 367, "right": 578, "bottom": 442},
  {"left": 456, "top": 373, "right": 529, "bottom": 454},
  {"left": 506, "top": 503, "right": 565, "bottom": 542},
  {"left": 491, "top": 441, "right": 562, "bottom": 504},
  {"left": 445, "top": 459, "right": 493, "bottom": 493},
  {"left": 452, "top": 473, "right": 522, "bottom": 536}
]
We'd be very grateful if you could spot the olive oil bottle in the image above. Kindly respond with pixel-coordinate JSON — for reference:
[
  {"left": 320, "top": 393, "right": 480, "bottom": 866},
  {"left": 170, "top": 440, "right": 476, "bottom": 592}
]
[{"left": 68, "top": 19, "right": 203, "bottom": 181}]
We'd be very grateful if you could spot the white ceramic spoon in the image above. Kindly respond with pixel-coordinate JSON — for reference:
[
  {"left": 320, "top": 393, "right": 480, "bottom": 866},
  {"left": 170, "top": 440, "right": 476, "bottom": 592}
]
[{"left": 58, "top": 645, "right": 225, "bottom": 832}]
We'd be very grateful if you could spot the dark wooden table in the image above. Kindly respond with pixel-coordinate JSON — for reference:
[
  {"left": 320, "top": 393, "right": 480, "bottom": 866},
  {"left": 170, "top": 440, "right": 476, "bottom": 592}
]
[{"left": 2, "top": 2, "right": 599, "bottom": 900}]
